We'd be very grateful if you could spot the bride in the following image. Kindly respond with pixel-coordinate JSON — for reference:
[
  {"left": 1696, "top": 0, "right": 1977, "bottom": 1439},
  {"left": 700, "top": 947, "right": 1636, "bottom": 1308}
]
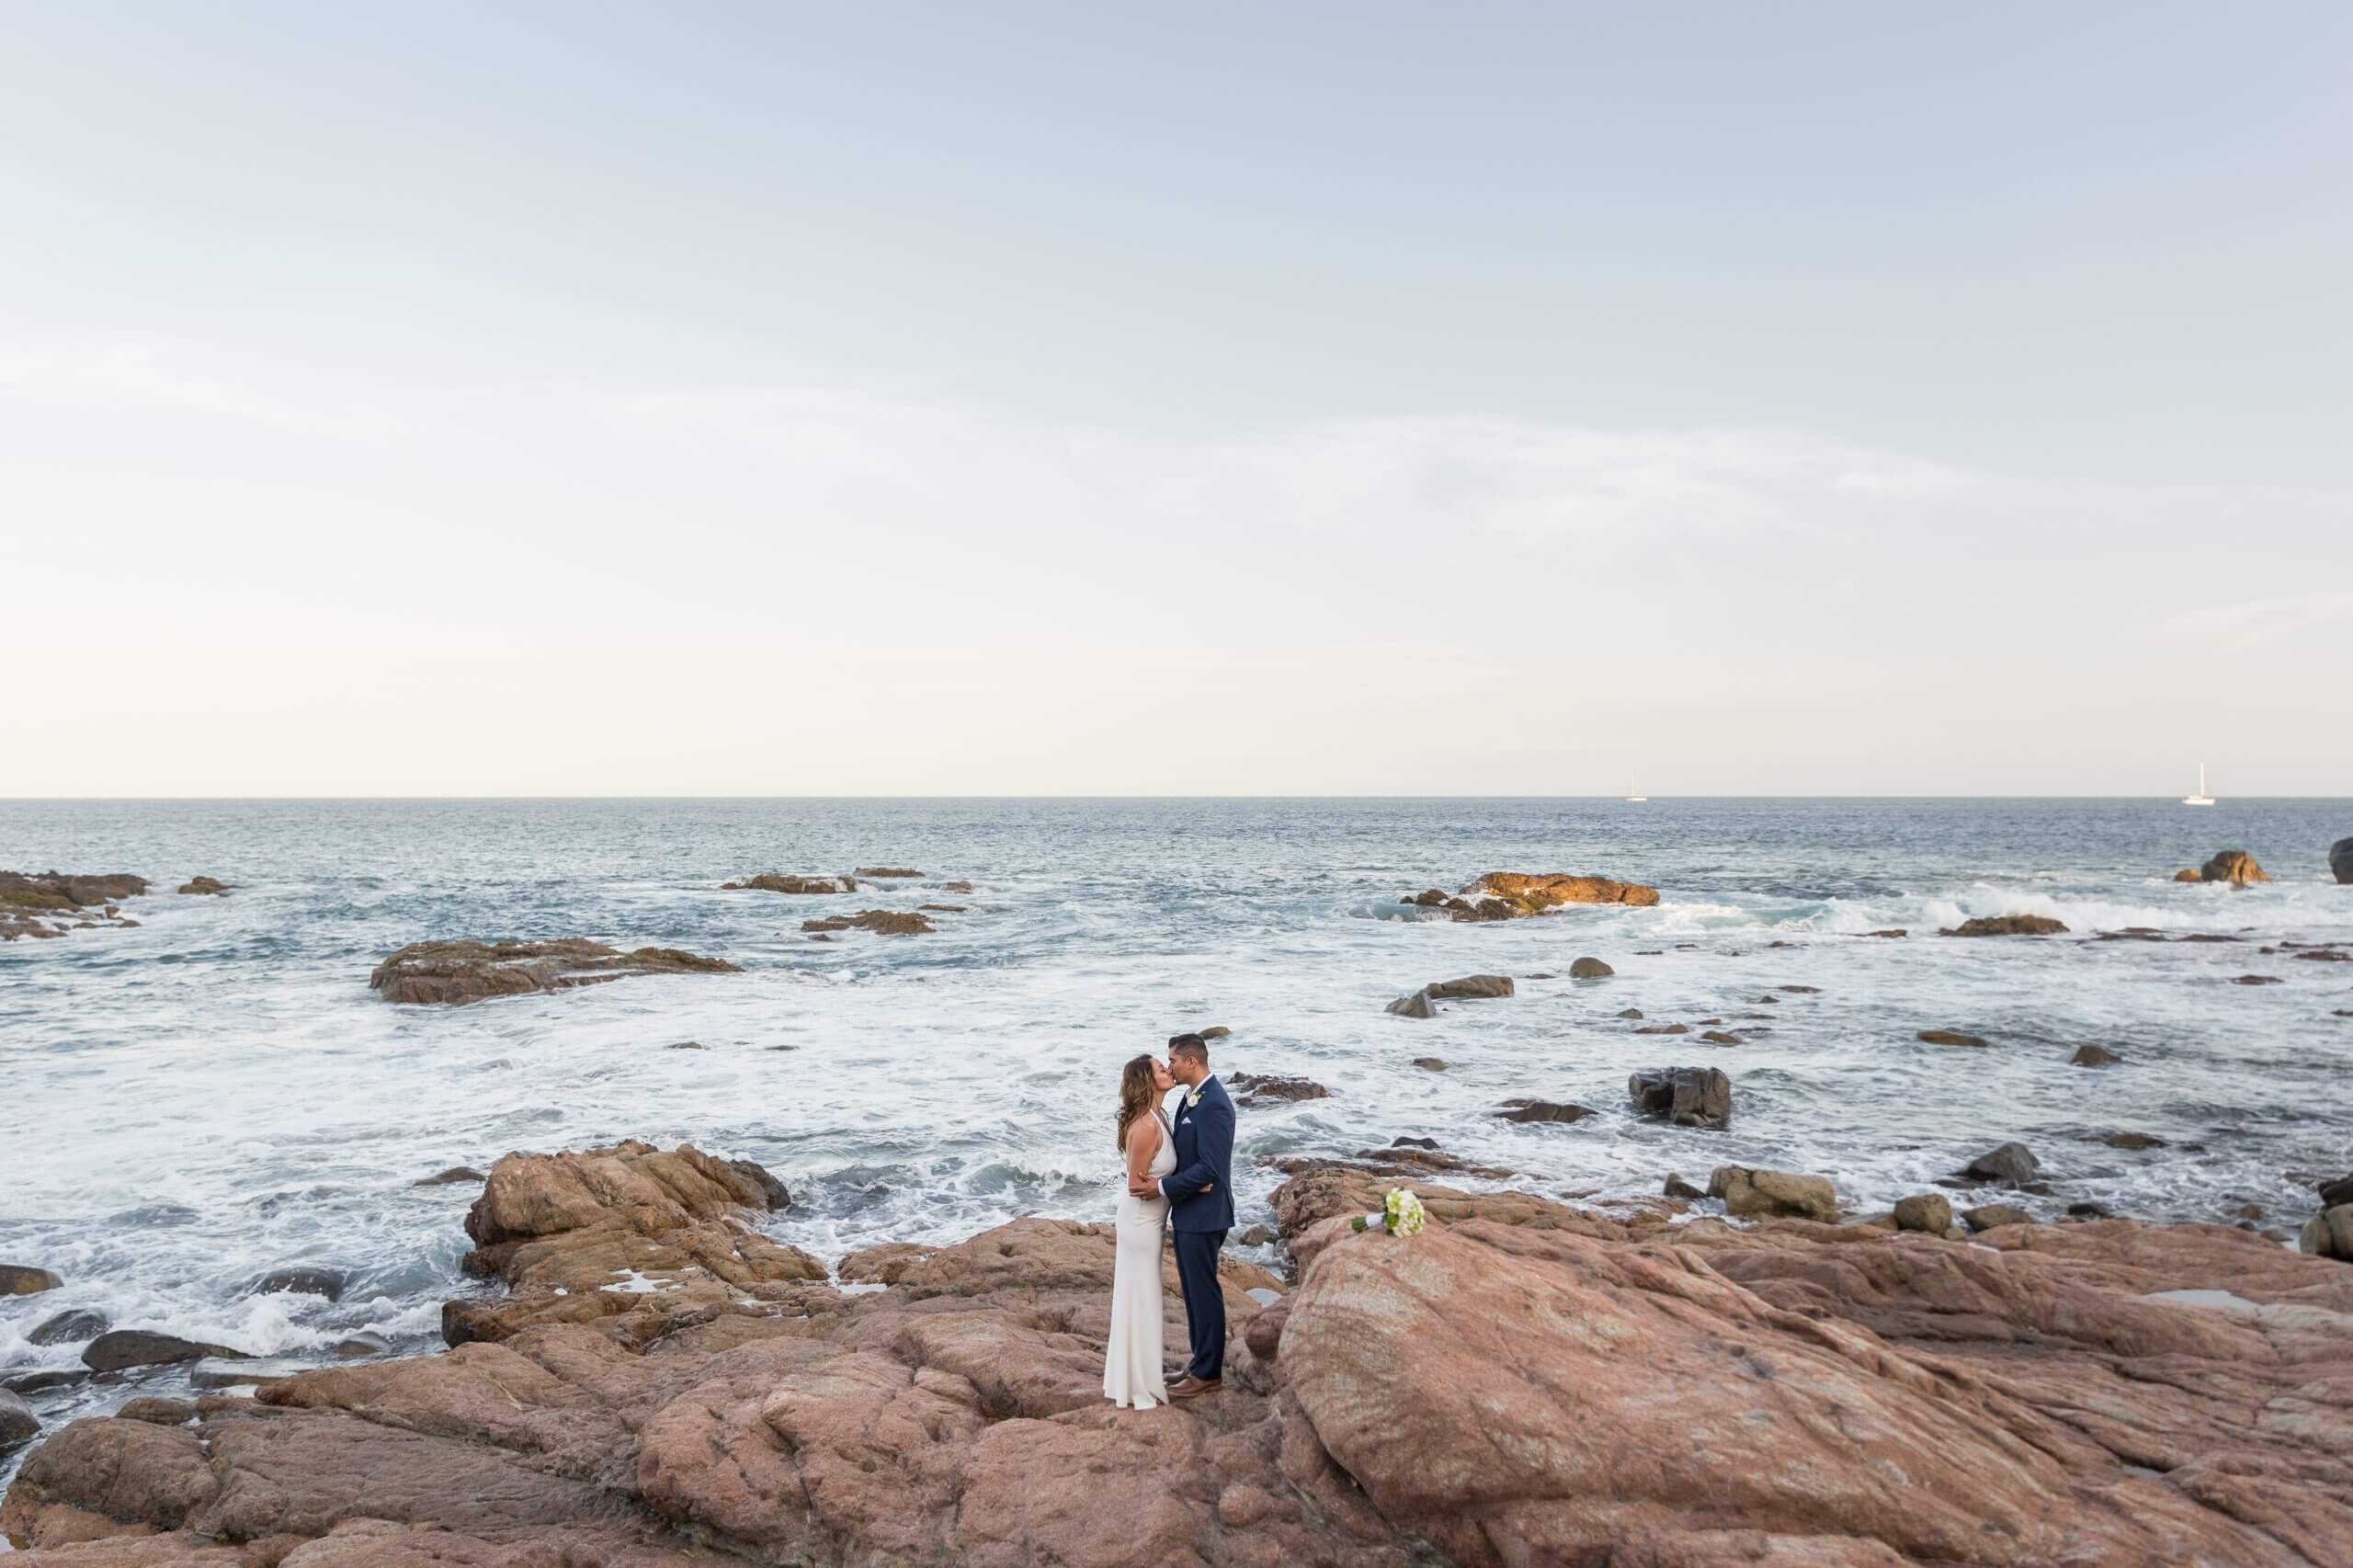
[{"left": 1104, "top": 1052, "right": 1183, "bottom": 1410}]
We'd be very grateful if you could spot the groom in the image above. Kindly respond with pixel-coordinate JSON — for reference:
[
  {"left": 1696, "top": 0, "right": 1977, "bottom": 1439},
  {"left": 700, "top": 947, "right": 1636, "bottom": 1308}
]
[{"left": 1149, "top": 1031, "right": 1233, "bottom": 1398}]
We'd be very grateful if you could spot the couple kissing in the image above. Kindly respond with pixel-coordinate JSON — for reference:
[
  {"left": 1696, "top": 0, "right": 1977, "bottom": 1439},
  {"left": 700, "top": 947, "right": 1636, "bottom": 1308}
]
[{"left": 1103, "top": 1031, "right": 1234, "bottom": 1410}]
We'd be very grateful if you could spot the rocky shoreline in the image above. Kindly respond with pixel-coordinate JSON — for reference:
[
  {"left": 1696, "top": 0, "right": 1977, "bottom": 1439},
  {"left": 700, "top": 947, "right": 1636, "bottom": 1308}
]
[{"left": 5, "top": 1136, "right": 2352, "bottom": 1564}]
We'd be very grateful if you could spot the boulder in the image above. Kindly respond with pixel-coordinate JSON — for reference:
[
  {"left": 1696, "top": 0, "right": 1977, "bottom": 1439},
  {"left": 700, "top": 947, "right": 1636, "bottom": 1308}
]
[
  {"left": 1962, "top": 1203, "right": 2037, "bottom": 1231},
  {"left": 1707, "top": 1165, "right": 1838, "bottom": 1221},
  {"left": 1410, "top": 1057, "right": 1446, "bottom": 1071},
  {"left": 2301, "top": 1205, "right": 2353, "bottom": 1261},
  {"left": 1, "top": 1264, "right": 63, "bottom": 1296},
  {"left": 1965, "top": 1142, "right": 2040, "bottom": 1187},
  {"left": 1229, "top": 1072, "right": 1331, "bottom": 1104},
  {"left": 1917, "top": 1028, "right": 1987, "bottom": 1048},
  {"left": 725, "top": 1157, "right": 793, "bottom": 1210},
  {"left": 2321, "top": 1173, "right": 2353, "bottom": 1210},
  {"left": 1615, "top": 1007, "right": 1643, "bottom": 1019},
  {"left": 0, "top": 1389, "right": 35, "bottom": 1451},
  {"left": 1495, "top": 1099, "right": 1596, "bottom": 1125},
  {"left": 2332, "top": 836, "right": 2353, "bottom": 885},
  {"left": 2199, "top": 849, "right": 2268, "bottom": 886},
  {"left": 801, "top": 909, "right": 935, "bottom": 936},
  {"left": 1423, "top": 974, "right": 1514, "bottom": 1000},
  {"left": 117, "top": 1396, "right": 199, "bottom": 1426},
  {"left": 2175, "top": 868, "right": 2203, "bottom": 882},
  {"left": 1384, "top": 992, "right": 1435, "bottom": 1019},
  {"left": 1663, "top": 1174, "right": 1705, "bottom": 1200},
  {"left": 2070, "top": 1044, "right": 2124, "bottom": 1067},
  {"left": 1197, "top": 1025, "right": 1232, "bottom": 1040},
  {"left": 1893, "top": 1193, "right": 1952, "bottom": 1233},
  {"left": 1940, "top": 915, "right": 2069, "bottom": 937},
  {"left": 1628, "top": 1066, "right": 1732, "bottom": 1130},
  {"left": 1567, "top": 957, "right": 1613, "bottom": 979},
  {"left": 84, "top": 1331, "right": 248, "bottom": 1373},
  {"left": 414, "top": 1165, "right": 486, "bottom": 1187},
  {"left": 176, "top": 876, "right": 232, "bottom": 894},
  {"left": 368, "top": 938, "right": 739, "bottom": 1006},
  {"left": 1697, "top": 1029, "right": 1743, "bottom": 1046}
]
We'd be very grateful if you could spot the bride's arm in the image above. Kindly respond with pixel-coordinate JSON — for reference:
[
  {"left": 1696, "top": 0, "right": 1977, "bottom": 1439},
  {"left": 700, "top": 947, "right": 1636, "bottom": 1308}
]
[{"left": 1124, "top": 1117, "right": 1160, "bottom": 1196}]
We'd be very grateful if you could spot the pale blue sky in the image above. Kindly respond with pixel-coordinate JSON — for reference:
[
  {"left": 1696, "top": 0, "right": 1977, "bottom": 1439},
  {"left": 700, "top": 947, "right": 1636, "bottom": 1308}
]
[{"left": 5, "top": 4, "right": 2348, "bottom": 793}]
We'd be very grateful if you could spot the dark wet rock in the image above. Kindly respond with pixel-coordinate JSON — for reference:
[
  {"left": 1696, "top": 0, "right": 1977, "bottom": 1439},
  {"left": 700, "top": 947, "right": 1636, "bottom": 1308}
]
[
  {"left": 85, "top": 1331, "right": 248, "bottom": 1373},
  {"left": 1, "top": 1265, "right": 63, "bottom": 1297},
  {"left": 1698, "top": 1029, "right": 1743, "bottom": 1046},
  {"left": 2068, "top": 1201, "right": 2120, "bottom": 1221},
  {"left": 1893, "top": 1194, "right": 1953, "bottom": 1233},
  {"left": 176, "top": 875, "right": 233, "bottom": 894},
  {"left": 2, "top": 1370, "right": 87, "bottom": 1395},
  {"left": 1391, "top": 1137, "right": 1440, "bottom": 1151},
  {"left": 1632, "top": 1022, "right": 1689, "bottom": 1035},
  {"left": 1941, "top": 915, "right": 2068, "bottom": 937},
  {"left": 0, "top": 1389, "right": 35, "bottom": 1450},
  {"left": 252, "top": 1267, "right": 345, "bottom": 1301},
  {"left": 1189, "top": 1026, "right": 1233, "bottom": 1041},
  {"left": 2100, "top": 1131, "right": 2167, "bottom": 1150},
  {"left": 2320, "top": 1174, "right": 2353, "bottom": 1209},
  {"left": 1566, "top": 957, "right": 1613, "bottom": 980},
  {"left": 1777, "top": 984, "right": 1823, "bottom": 994},
  {"left": 939, "top": 880, "right": 975, "bottom": 892},
  {"left": 724, "top": 872, "right": 853, "bottom": 893},
  {"left": 1966, "top": 1142, "right": 2040, "bottom": 1187},
  {"left": 2331, "top": 837, "right": 2353, "bottom": 885},
  {"left": 1410, "top": 1056, "right": 1446, "bottom": 1071},
  {"left": 369, "top": 938, "right": 739, "bottom": 1005},
  {"left": 333, "top": 1332, "right": 392, "bottom": 1358},
  {"left": 1615, "top": 1007, "right": 1643, "bottom": 1019},
  {"left": 1918, "top": 1029, "right": 1988, "bottom": 1048},
  {"left": 1424, "top": 973, "right": 1514, "bottom": 1000},
  {"left": 1861, "top": 928, "right": 1908, "bottom": 937},
  {"left": 29, "top": 1308, "right": 108, "bottom": 1346},
  {"left": 1964, "top": 1203, "right": 2037, "bottom": 1231},
  {"left": 2231, "top": 973, "right": 2282, "bottom": 985},
  {"left": 1708, "top": 1165, "right": 1836, "bottom": 1221},
  {"left": 1238, "top": 1225, "right": 1275, "bottom": 1246},
  {"left": 1663, "top": 1174, "right": 1705, "bottom": 1200},
  {"left": 1496, "top": 1098, "right": 1597, "bottom": 1125},
  {"left": 1230, "top": 1072, "right": 1332, "bottom": 1104},
  {"left": 2199, "top": 850, "right": 2268, "bottom": 886},
  {"left": 854, "top": 866, "right": 924, "bottom": 879},
  {"left": 801, "top": 909, "right": 936, "bottom": 936},
  {"left": 1629, "top": 1066, "right": 1732, "bottom": 1130},
  {"left": 1756, "top": 994, "right": 1781, "bottom": 1004},
  {"left": 1385, "top": 991, "right": 1436, "bottom": 1018},
  {"left": 415, "top": 1165, "right": 486, "bottom": 1187},
  {"left": 2071, "top": 1044, "right": 2124, "bottom": 1067},
  {"left": 725, "top": 1157, "right": 793, "bottom": 1210},
  {"left": 665, "top": 1040, "right": 706, "bottom": 1050},
  {"left": 916, "top": 903, "right": 967, "bottom": 913},
  {"left": 2291, "top": 947, "right": 2349, "bottom": 961}
]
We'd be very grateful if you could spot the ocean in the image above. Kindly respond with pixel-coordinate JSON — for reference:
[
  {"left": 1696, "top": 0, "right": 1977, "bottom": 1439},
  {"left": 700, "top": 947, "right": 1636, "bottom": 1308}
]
[{"left": 4, "top": 796, "right": 2350, "bottom": 1478}]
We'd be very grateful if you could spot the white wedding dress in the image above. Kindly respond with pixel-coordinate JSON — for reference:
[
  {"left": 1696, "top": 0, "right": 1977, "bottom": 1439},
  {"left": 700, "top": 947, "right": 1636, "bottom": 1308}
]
[{"left": 1103, "top": 1108, "right": 1176, "bottom": 1410}]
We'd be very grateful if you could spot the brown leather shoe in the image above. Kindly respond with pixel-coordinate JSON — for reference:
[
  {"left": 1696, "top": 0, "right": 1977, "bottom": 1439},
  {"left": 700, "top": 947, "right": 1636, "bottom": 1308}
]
[{"left": 1166, "top": 1376, "right": 1222, "bottom": 1400}]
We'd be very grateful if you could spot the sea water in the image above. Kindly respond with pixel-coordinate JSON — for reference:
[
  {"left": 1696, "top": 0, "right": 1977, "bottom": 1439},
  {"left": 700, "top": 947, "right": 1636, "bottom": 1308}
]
[{"left": 4, "top": 797, "right": 2349, "bottom": 1477}]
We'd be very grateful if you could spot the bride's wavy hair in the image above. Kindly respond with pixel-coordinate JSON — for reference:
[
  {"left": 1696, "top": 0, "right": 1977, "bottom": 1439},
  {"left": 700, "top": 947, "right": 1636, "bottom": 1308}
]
[{"left": 1115, "top": 1053, "right": 1159, "bottom": 1154}]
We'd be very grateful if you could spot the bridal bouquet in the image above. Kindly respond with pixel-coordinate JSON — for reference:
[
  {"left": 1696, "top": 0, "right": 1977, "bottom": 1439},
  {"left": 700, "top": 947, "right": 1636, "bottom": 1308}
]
[{"left": 1351, "top": 1187, "right": 1427, "bottom": 1237}]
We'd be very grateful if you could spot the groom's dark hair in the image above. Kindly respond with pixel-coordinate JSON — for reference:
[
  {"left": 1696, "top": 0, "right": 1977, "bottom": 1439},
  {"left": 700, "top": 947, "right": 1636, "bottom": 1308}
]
[{"left": 1167, "top": 1032, "right": 1208, "bottom": 1064}]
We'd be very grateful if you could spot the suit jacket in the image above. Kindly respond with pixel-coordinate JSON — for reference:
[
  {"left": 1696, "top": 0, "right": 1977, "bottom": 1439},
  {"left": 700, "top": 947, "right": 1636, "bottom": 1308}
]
[{"left": 1162, "top": 1075, "right": 1235, "bottom": 1233}]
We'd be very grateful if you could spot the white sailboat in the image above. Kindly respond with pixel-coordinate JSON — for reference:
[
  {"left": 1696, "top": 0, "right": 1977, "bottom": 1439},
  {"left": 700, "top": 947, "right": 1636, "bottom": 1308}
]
[
  {"left": 2182, "top": 762, "right": 2215, "bottom": 807},
  {"left": 1624, "top": 774, "right": 1647, "bottom": 803}
]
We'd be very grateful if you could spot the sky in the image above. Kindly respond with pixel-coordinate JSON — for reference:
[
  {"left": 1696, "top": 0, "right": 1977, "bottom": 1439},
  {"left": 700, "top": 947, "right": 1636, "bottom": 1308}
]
[{"left": 4, "top": 2, "right": 2348, "bottom": 796}]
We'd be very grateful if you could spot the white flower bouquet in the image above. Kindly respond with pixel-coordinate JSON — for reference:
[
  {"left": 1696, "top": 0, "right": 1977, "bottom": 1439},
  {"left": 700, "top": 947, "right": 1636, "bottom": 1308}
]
[{"left": 1351, "top": 1187, "right": 1427, "bottom": 1236}]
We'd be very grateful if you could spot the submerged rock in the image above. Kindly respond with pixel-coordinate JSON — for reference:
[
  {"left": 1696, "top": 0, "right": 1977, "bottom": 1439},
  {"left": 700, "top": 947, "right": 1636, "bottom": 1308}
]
[
  {"left": 250, "top": 1267, "right": 344, "bottom": 1301},
  {"left": 176, "top": 876, "right": 232, "bottom": 895},
  {"left": 1495, "top": 1098, "right": 1596, "bottom": 1125},
  {"left": 1628, "top": 1066, "right": 1732, "bottom": 1130},
  {"left": 1423, "top": 973, "right": 1515, "bottom": 1000},
  {"left": 1567, "top": 956, "right": 1613, "bottom": 979},
  {"left": 2071, "top": 1043, "right": 2124, "bottom": 1067},
  {"left": 723, "top": 872, "right": 852, "bottom": 893},
  {"left": 369, "top": 938, "right": 739, "bottom": 1006},
  {"left": 1941, "top": 915, "right": 2069, "bottom": 937},
  {"left": 2199, "top": 849, "right": 2268, "bottom": 886},
  {"left": 28, "top": 1309, "right": 108, "bottom": 1346},
  {"left": 1229, "top": 1072, "right": 1331, "bottom": 1104},
  {"left": 1411, "top": 1056, "right": 1446, "bottom": 1071},
  {"left": 853, "top": 866, "right": 924, "bottom": 879},
  {"left": 415, "top": 1165, "right": 485, "bottom": 1187},
  {"left": 1918, "top": 1028, "right": 1988, "bottom": 1048},
  {"left": 801, "top": 909, "right": 936, "bottom": 936}
]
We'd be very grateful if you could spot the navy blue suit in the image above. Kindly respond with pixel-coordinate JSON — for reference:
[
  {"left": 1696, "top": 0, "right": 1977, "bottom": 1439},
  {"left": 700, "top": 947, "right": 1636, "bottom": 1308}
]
[{"left": 1160, "top": 1075, "right": 1235, "bottom": 1380}]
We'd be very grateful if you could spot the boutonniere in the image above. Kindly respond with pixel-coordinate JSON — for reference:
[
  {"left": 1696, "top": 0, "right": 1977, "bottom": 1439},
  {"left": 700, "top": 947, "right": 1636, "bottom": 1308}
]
[{"left": 1186, "top": 1089, "right": 1201, "bottom": 1108}]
